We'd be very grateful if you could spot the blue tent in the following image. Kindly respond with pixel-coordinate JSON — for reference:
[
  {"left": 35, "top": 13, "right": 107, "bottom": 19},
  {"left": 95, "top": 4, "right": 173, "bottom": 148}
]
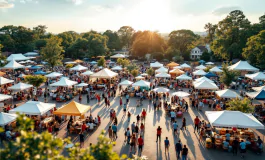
[
  {"left": 199, "top": 60, "right": 205, "bottom": 64},
  {"left": 252, "top": 90, "right": 265, "bottom": 100},
  {"left": 29, "top": 65, "right": 42, "bottom": 70},
  {"left": 34, "top": 70, "right": 47, "bottom": 75},
  {"left": 205, "top": 72, "right": 218, "bottom": 78}
]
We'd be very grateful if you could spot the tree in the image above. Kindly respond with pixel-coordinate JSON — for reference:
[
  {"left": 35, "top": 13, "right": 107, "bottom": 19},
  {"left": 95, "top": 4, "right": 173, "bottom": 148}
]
[
  {"left": 34, "top": 39, "right": 47, "bottom": 50},
  {"left": 204, "top": 23, "right": 217, "bottom": 43},
  {"left": 131, "top": 31, "right": 166, "bottom": 58},
  {"left": 97, "top": 57, "right": 106, "bottom": 67},
  {"left": 211, "top": 10, "right": 251, "bottom": 60},
  {"left": 146, "top": 68, "right": 154, "bottom": 76},
  {"left": 57, "top": 31, "right": 80, "bottom": 51},
  {"left": 103, "top": 30, "right": 122, "bottom": 51},
  {"left": 67, "top": 38, "right": 89, "bottom": 59},
  {"left": 165, "top": 47, "right": 183, "bottom": 62},
  {"left": 33, "top": 25, "right": 47, "bottom": 39},
  {"left": 40, "top": 36, "right": 64, "bottom": 70},
  {"left": 0, "top": 44, "right": 6, "bottom": 66},
  {"left": 226, "top": 98, "right": 254, "bottom": 113},
  {"left": 200, "top": 51, "right": 211, "bottom": 61},
  {"left": 220, "top": 63, "right": 239, "bottom": 88},
  {"left": 117, "top": 26, "right": 135, "bottom": 48},
  {"left": 116, "top": 58, "right": 130, "bottom": 68},
  {"left": 243, "top": 30, "right": 265, "bottom": 69},
  {"left": 24, "top": 75, "right": 47, "bottom": 88},
  {"left": 127, "top": 63, "right": 138, "bottom": 72},
  {"left": 131, "top": 69, "right": 139, "bottom": 77},
  {"left": 168, "top": 29, "right": 198, "bottom": 60}
]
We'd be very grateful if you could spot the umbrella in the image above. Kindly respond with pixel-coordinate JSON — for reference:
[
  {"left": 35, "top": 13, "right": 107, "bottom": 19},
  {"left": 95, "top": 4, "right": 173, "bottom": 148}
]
[
  {"left": 152, "top": 87, "right": 169, "bottom": 93},
  {"left": 172, "top": 91, "right": 190, "bottom": 97}
]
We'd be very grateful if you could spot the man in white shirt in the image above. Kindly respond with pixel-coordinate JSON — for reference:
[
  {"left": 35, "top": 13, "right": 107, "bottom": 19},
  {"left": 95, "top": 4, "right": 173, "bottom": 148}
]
[{"left": 170, "top": 111, "right": 176, "bottom": 122}]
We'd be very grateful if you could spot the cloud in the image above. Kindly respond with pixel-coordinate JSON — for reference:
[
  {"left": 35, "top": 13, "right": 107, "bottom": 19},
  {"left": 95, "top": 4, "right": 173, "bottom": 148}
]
[
  {"left": 0, "top": 0, "right": 14, "bottom": 8},
  {"left": 212, "top": 5, "right": 241, "bottom": 15},
  {"left": 72, "top": 0, "right": 83, "bottom": 5}
]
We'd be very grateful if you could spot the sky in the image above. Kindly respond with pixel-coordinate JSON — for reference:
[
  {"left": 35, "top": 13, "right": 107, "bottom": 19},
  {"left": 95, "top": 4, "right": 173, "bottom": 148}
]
[{"left": 0, "top": 0, "right": 265, "bottom": 33}]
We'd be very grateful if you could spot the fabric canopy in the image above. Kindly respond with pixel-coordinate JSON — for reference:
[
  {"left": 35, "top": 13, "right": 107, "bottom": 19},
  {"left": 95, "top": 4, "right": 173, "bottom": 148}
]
[
  {"left": 252, "top": 85, "right": 265, "bottom": 91},
  {"left": 204, "top": 72, "right": 218, "bottom": 78},
  {"left": 206, "top": 62, "right": 214, "bottom": 65},
  {"left": 111, "top": 66, "right": 123, "bottom": 71},
  {"left": 90, "top": 61, "right": 97, "bottom": 64},
  {"left": 110, "top": 54, "right": 125, "bottom": 58},
  {"left": 2, "top": 59, "right": 25, "bottom": 69},
  {"left": 195, "top": 76, "right": 213, "bottom": 83},
  {"left": 0, "top": 77, "right": 14, "bottom": 85},
  {"left": 135, "top": 76, "right": 145, "bottom": 80},
  {"left": 74, "top": 59, "right": 83, "bottom": 63},
  {"left": 132, "top": 80, "right": 150, "bottom": 87},
  {"left": 45, "top": 72, "right": 63, "bottom": 78},
  {"left": 9, "top": 101, "right": 55, "bottom": 116},
  {"left": 34, "top": 70, "right": 47, "bottom": 75},
  {"left": 24, "top": 52, "right": 39, "bottom": 57},
  {"left": 180, "top": 63, "right": 191, "bottom": 68},
  {"left": 50, "top": 77, "right": 77, "bottom": 87},
  {"left": 245, "top": 72, "right": 265, "bottom": 80},
  {"left": 53, "top": 101, "right": 90, "bottom": 116},
  {"left": 150, "top": 62, "right": 163, "bottom": 68},
  {"left": 81, "top": 70, "right": 94, "bottom": 76},
  {"left": 193, "top": 70, "right": 206, "bottom": 76},
  {"left": 155, "top": 72, "right": 171, "bottom": 78},
  {"left": 172, "top": 91, "right": 190, "bottom": 97},
  {"left": 75, "top": 83, "right": 88, "bottom": 87},
  {"left": 0, "top": 94, "right": 12, "bottom": 101},
  {"left": 155, "top": 66, "right": 168, "bottom": 73},
  {"left": 65, "top": 61, "right": 77, "bottom": 64},
  {"left": 152, "top": 87, "right": 169, "bottom": 93},
  {"left": 215, "top": 89, "right": 241, "bottom": 99},
  {"left": 195, "top": 65, "right": 206, "bottom": 70},
  {"left": 193, "top": 80, "right": 218, "bottom": 90},
  {"left": 246, "top": 90, "right": 265, "bottom": 100},
  {"left": 176, "top": 74, "right": 192, "bottom": 80},
  {"left": 90, "top": 68, "right": 118, "bottom": 79},
  {"left": 7, "top": 54, "right": 30, "bottom": 61},
  {"left": 169, "top": 68, "right": 184, "bottom": 74},
  {"left": 167, "top": 62, "right": 179, "bottom": 67},
  {"left": 8, "top": 82, "right": 33, "bottom": 91},
  {"left": 119, "top": 80, "right": 133, "bottom": 86},
  {"left": 205, "top": 111, "right": 264, "bottom": 129},
  {"left": 141, "top": 73, "right": 148, "bottom": 76},
  {"left": 210, "top": 66, "right": 223, "bottom": 73},
  {"left": 0, "top": 112, "right": 17, "bottom": 126},
  {"left": 29, "top": 65, "right": 42, "bottom": 70},
  {"left": 70, "top": 64, "right": 88, "bottom": 71},
  {"left": 228, "top": 60, "right": 259, "bottom": 71}
]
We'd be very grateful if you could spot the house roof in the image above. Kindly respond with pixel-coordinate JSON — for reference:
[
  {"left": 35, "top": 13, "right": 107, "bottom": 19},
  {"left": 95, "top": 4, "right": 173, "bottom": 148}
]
[{"left": 197, "top": 46, "right": 208, "bottom": 52}]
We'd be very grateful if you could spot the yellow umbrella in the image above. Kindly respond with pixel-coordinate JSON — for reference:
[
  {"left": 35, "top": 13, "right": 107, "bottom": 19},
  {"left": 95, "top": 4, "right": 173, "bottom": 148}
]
[
  {"left": 169, "top": 68, "right": 184, "bottom": 74},
  {"left": 167, "top": 62, "right": 179, "bottom": 67},
  {"left": 74, "top": 59, "right": 83, "bottom": 63},
  {"left": 53, "top": 101, "right": 90, "bottom": 116}
]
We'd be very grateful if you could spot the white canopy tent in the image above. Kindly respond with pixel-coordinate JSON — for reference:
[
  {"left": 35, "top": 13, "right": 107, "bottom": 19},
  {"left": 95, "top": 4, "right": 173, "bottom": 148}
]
[
  {"left": 205, "top": 62, "right": 214, "bottom": 65},
  {"left": 50, "top": 77, "right": 77, "bottom": 87},
  {"left": 193, "top": 80, "right": 218, "bottom": 90},
  {"left": 176, "top": 74, "right": 192, "bottom": 80},
  {"left": 9, "top": 101, "right": 56, "bottom": 116},
  {"left": 193, "top": 70, "right": 207, "bottom": 76},
  {"left": 24, "top": 52, "right": 39, "bottom": 57},
  {"left": 0, "top": 94, "right": 12, "bottom": 101},
  {"left": 195, "top": 65, "right": 206, "bottom": 70},
  {"left": 150, "top": 62, "right": 163, "bottom": 68},
  {"left": 7, "top": 54, "right": 30, "bottom": 61},
  {"left": 155, "top": 72, "right": 171, "bottom": 78},
  {"left": 119, "top": 80, "right": 133, "bottom": 86},
  {"left": 245, "top": 72, "right": 265, "bottom": 80},
  {"left": 70, "top": 64, "right": 88, "bottom": 71},
  {"left": 0, "top": 113, "right": 17, "bottom": 126},
  {"left": 228, "top": 60, "right": 259, "bottom": 71},
  {"left": 110, "top": 53, "right": 125, "bottom": 58},
  {"left": 90, "top": 61, "right": 97, "bottom": 64},
  {"left": 90, "top": 68, "right": 118, "bottom": 79},
  {"left": 132, "top": 80, "right": 150, "bottom": 88},
  {"left": 45, "top": 72, "right": 63, "bottom": 78},
  {"left": 252, "top": 86, "right": 265, "bottom": 91},
  {"left": 0, "top": 77, "right": 14, "bottom": 85},
  {"left": 152, "top": 87, "right": 169, "bottom": 93},
  {"left": 111, "top": 66, "right": 123, "bottom": 71},
  {"left": 81, "top": 70, "right": 94, "bottom": 76},
  {"left": 135, "top": 76, "right": 145, "bottom": 80},
  {"left": 205, "top": 111, "right": 264, "bottom": 129},
  {"left": 75, "top": 83, "right": 88, "bottom": 87},
  {"left": 155, "top": 66, "right": 168, "bottom": 73},
  {"left": 210, "top": 66, "right": 223, "bottom": 73},
  {"left": 215, "top": 89, "right": 241, "bottom": 99},
  {"left": 8, "top": 82, "right": 33, "bottom": 91},
  {"left": 195, "top": 76, "right": 214, "bottom": 83},
  {"left": 65, "top": 61, "right": 77, "bottom": 64},
  {"left": 141, "top": 73, "right": 148, "bottom": 76},
  {"left": 180, "top": 63, "right": 191, "bottom": 68},
  {"left": 172, "top": 91, "right": 190, "bottom": 97},
  {"left": 2, "top": 59, "right": 25, "bottom": 69}
]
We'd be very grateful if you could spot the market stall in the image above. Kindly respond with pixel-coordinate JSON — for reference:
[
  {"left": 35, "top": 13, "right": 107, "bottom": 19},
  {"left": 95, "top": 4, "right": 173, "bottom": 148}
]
[
  {"left": 2, "top": 59, "right": 25, "bottom": 70},
  {"left": 0, "top": 112, "right": 17, "bottom": 126},
  {"left": 245, "top": 72, "right": 265, "bottom": 80},
  {"left": 193, "top": 70, "right": 206, "bottom": 76},
  {"left": 210, "top": 66, "right": 223, "bottom": 73},
  {"left": 169, "top": 68, "right": 184, "bottom": 78},
  {"left": 195, "top": 64, "right": 206, "bottom": 70},
  {"left": 150, "top": 61, "right": 163, "bottom": 68},
  {"left": 155, "top": 66, "right": 168, "bottom": 73},
  {"left": 176, "top": 74, "right": 192, "bottom": 80},
  {"left": 215, "top": 89, "right": 241, "bottom": 99},
  {"left": 70, "top": 64, "right": 88, "bottom": 71}
]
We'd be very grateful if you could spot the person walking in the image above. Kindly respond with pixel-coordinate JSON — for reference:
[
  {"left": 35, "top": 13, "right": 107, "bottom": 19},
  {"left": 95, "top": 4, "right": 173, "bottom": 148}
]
[
  {"left": 194, "top": 116, "right": 200, "bottom": 133},
  {"left": 79, "top": 132, "right": 85, "bottom": 148},
  {"left": 126, "top": 127, "right": 131, "bottom": 144},
  {"left": 181, "top": 118, "right": 186, "bottom": 130},
  {"left": 87, "top": 93, "right": 90, "bottom": 104},
  {"left": 120, "top": 97, "right": 123, "bottom": 107},
  {"left": 138, "top": 135, "right": 144, "bottom": 156},
  {"left": 127, "top": 111, "right": 131, "bottom": 122},
  {"left": 156, "top": 126, "right": 162, "bottom": 142},
  {"left": 232, "top": 137, "right": 239, "bottom": 155},
  {"left": 141, "top": 109, "right": 146, "bottom": 123},
  {"left": 131, "top": 122, "right": 136, "bottom": 134},
  {"left": 108, "top": 126, "right": 113, "bottom": 141},
  {"left": 112, "top": 123, "right": 118, "bottom": 139},
  {"left": 175, "top": 140, "right": 182, "bottom": 159},
  {"left": 182, "top": 145, "right": 188, "bottom": 160},
  {"left": 172, "top": 121, "right": 178, "bottom": 136},
  {"left": 130, "top": 133, "right": 137, "bottom": 153},
  {"left": 164, "top": 137, "right": 170, "bottom": 153},
  {"left": 240, "top": 140, "right": 246, "bottom": 158}
]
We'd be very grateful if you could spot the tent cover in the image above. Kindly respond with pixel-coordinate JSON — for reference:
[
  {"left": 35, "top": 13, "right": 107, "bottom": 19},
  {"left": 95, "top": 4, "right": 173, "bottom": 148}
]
[
  {"left": 252, "top": 85, "right": 265, "bottom": 91},
  {"left": 8, "top": 82, "right": 33, "bottom": 91},
  {"left": 0, "top": 77, "right": 14, "bottom": 85},
  {"left": 50, "top": 77, "right": 77, "bottom": 87},
  {"left": 172, "top": 91, "right": 190, "bottom": 97},
  {"left": 81, "top": 70, "right": 94, "bottom": 76},
  {"left": 245, "top": 72, "right": 265, "bottom": 80},
  {"left": 9, "top": 101, "right": 55, "bottom": 116},
  {"left": 228, "top": 60, "right": 259, "bottom": 71},
  {"left": 210, "top": 66, "right": 223, "bottom": 73},
  {"left": 205, "top": 72, "right": 218, "bottom": 78},
  {"left": 24, "top": 52, "right": 39, "bottom": 57},
  {"left": 70, "top": 64, "right": 88, "bottom": 71},
  {"left": 215, "top": 89, "right": 241, "bottom": 99},
  {"left": 2, "top": 59, "right": 25, "bottom": 69},
  {"left": 176, "top": 74, "right": 192, "bottom": 80},
  {"left": 205, "top": 111, "right": 264, "bottom": 129},
  {"left": 132, "top": 80, "right": 150, "bottom": 87},
  {"left": 0, "top": 112, "right": 17, "bottom": 126},
  {"left": 180, "top": 63, "right": 191, "bottom": 68},
  {"left": 246, "top": 90, "right": 265, "bottom": 100},
  {"left": 90, "top": 68, "right": 118, "bottom": 79},
  {"left": 155, "top": 72, "right": 171, "bottom": 78},
  {"left": 119, "top": 80, "right": 133, "bottom": 86},
  {"left": 0, "top": 94, "right": 12, "bottom": 101},
  {"left": 152, "top": 87, "right": 169, "bottom": 93},
  {"left": 75, "top": 83, "right": 88, "bottom": 87},
  {"left": 7, "top": 54, "right": 30, "bottom": 61},
  {"left": 45, "top": 72, "right": 63, "bottom": 78},
  {"left": 169, "top": 68, "right": 184, "bottom": 74},
  {"left": 53, "top": 101, "right": 90, "bottom": 116},
  {"left": 150, "top": 62, "right": 163, "bottom": 68},
  {"left": 135, "top": 76, "right": 145, "bottom": 79},
  {"left": 34, "top": 70, "right": 47, "bottom": 75},
  {"left": 193, "top": 80, "right": 218, "bottom": 90},
  {"left": 195, "top": 65, "right": 206, "bottom": 70},
  {"left": 206, "top": 62, "right": 214, "bottom": 65},
  {"left": 155, "top": 66, "right": 168, "bottom": 73},
  {"left": 195, "top": 76, "right": 213, "bottom": 83},
  {"left": 110, "top": 54, "right": 125, "bottom": 58},
  {"left": 193, "top": 70, "right": 206, "bottom": 76},
  {"left": 167, "top": 62, "right": 179, "bottom": 67},
  {"left": 111, "top": 66, "right": 123, "bottom": 71}
]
